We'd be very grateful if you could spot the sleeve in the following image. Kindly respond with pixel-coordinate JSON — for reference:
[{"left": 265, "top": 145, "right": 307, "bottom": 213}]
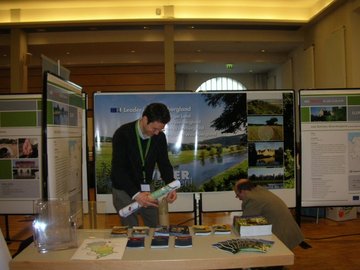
[
  {"left": 241, "top": 198, "right": 263, "bottom": 217},
  {"left": 111, "top": 126, "right": 140, "bottom": 198},
  {"left": 156, "top": 133, "right": 174, "bottom": 184}
]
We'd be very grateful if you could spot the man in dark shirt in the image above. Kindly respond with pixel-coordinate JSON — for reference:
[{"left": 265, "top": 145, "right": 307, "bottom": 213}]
[{"left": 111, "top": 103, "right": 177, "bottom": 227}]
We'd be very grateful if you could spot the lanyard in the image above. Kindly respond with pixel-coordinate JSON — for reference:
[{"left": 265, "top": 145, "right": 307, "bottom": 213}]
[{"left": 135, "top": 124, "right": 151, "bottom": 182}]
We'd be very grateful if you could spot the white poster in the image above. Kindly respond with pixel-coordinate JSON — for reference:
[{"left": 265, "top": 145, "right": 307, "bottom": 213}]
[
  {"left": 300, "top": 89, "right": 360, "bottom": 207},
  {"left": 44, "top": 73, "right": 83, "bottom": 223},
  {"left": 0, "top": 94, "right": 42, "bottom": 214}
]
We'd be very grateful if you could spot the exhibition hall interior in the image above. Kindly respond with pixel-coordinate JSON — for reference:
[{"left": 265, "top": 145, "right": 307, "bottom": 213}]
[{"left": 1, "top": 1, "right": 360, "bottom": 270}]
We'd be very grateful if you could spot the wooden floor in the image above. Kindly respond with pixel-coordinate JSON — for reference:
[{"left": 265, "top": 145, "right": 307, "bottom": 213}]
[{"left": 1, "top": 211, "right": 360, "bottom": 270}]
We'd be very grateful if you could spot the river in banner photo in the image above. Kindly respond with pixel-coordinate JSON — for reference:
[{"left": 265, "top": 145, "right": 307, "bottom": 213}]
[
  {"left": 172, "top": 152, "right": 247, "bottom": 189},
  {"left": 95, "top": 142, "right": 248, "bottom": 193}
]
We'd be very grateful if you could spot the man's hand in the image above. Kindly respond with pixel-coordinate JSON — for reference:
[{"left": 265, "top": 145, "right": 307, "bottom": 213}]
[
  {"left": 135, "top": 192, "right": 159, "bottom": 207},
  {"left": 165, "top": 190, "right": 177, "bottom": 203}
]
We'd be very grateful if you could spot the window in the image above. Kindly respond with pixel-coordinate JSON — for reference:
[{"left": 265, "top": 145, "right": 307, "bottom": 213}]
[{"left": 196, "top": 77, "right": 246, "bottom": 92}]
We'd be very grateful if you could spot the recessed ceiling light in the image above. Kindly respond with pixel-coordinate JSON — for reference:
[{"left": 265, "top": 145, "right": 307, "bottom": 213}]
[
  {"left": 261, "top": 49, "right": 266, "bottom": 53},
  {"left": 196, "top": 49, "right": 202, "bottom": 53},
  {"left": 130, "top": 50, "right": 136, "bottom": 53}
]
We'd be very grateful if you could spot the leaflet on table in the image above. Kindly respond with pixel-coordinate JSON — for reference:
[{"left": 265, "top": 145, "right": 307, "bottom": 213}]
[
  {"left": 213, "top": 238, "right": 274, "bottom": 254},
  {"left": 71, "top": 238, "right": 127, "bottom": 260},
  {"left": 119, "top": 180, "right": 181, "bottom": 217}
]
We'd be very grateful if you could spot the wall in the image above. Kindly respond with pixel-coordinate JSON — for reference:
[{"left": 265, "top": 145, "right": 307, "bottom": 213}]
[
  {"left": 348, "top": 2, "right": 360, "bottom": 87},
  {"left": 0, "top": 64, "right": 165, "bottom": 108},
  {"left": 0, "top": 64, "right": 165, "bottom": 155},
  {"left": 176, "top": 72, "right": 268, "bottom": 91},
  {"left": 0, "top": 68, "right": 10, "bottom": 93},
  {"left": 279, "top": 0, "right": 360, "bottom": 90}
]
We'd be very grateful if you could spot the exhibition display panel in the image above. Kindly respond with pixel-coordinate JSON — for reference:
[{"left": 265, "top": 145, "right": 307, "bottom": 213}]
[
  {"left": 300, "top": 89, "right": 360, "bottom": 207},
  {"left": 94, "top": 91, "right": 297, "bottom": 213}
]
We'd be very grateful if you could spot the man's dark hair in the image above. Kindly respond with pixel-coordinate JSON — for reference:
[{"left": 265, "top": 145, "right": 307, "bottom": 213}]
[
  {"left": 236, "top": 180, "right": 257, "bottom": 192},
  {"left": 143, "top": 103, "right": 171, "bottom": 124}
]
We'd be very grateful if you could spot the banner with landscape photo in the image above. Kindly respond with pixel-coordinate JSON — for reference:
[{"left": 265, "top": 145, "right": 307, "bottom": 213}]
[{"left": 94, "top": 91, "right": 296, "bottom": 196}]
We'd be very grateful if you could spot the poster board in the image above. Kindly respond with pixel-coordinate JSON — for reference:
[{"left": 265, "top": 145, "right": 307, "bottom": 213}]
[
  {"left": 0, "top": 94, "right": 42, "bottom": 214},
  {"left": 42, "top": 72, "right": 83, "bottom": 221},
  {"left": 300, "top": 89, "right": 360, "bottom": 207},
  {"left": 81, "top": 93, "right": 89, "bottom": 202},
  {"left": 94, "top": 91, "right": 297, "bottom": 213}
]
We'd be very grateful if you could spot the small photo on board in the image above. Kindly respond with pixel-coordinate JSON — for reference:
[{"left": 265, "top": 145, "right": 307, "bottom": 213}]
[
  {"left": 0, "top": 138, "right": 18, "bottom": 159},
  {"left": 248, "top": 142, "right": 284, "bottom": 167},
  {"left": 18, "top": 138, "right": 39, "bottom": 158},
  {"left": 53, "top": 102, "right": 69, "bottom": 125},
  {"left": 311, "top": 106, "right": 347, "bottom": 122},
  {"left": 248, "top": 167, "right": 284, "bottom": 188},
  {"left": 12, "top": 159, "right": 40, "bottom": 179},
  {"left": 247, "top": 116, "right": 284, "bottom": 141},
  {"left": 247, "top": 98, "right": 283, "bottom": 115}
]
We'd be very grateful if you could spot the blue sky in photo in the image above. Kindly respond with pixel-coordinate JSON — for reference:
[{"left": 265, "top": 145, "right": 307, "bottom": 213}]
[{"left": 248, "top": 115, "right": 283, "bottom": 125}]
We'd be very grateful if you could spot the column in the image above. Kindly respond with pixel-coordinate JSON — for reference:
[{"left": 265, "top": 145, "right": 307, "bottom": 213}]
[
  {"left": 10, "top": 28, "right": 28, "bottom": 93},
  {"left": 164, "top": 24, "right": 175, "bottom": 91}
]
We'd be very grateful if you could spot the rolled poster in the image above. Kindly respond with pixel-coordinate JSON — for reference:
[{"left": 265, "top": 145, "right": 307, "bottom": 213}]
[{"left": 119, "top": 180, "right": 181, "bottom": 217}]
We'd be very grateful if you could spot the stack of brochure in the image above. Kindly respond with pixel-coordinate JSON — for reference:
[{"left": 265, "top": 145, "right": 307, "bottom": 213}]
[
  {"left": 110, "top": 226, "right": 129, "bottom": 237},
  {"left": 192, "top": 225, "right": 212, "bottom": 236},
  {"left": 150, "top": 236, "right": 169, "bottom": 248},
  {"left": 131, "top": 226, "right": 150, "bottom": 237},
  {"left": 153, "top": 225, "right": 170, "bottom": 237},
  {"left": 233, "top": 216, "right": 272, "bottom": 237},
  {"left": 169, "top": 225, "right": 190, "bottom": 236},
  {"left": 212, "top": 224, "right": 232, "bottom": 235}
]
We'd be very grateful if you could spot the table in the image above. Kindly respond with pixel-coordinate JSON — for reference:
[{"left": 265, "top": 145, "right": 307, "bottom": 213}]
[{"left": 10, "top": 229, "right": 294, "bottom": 270}]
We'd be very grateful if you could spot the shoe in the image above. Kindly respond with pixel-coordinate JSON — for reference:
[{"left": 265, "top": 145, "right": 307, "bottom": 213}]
[{"left": 299, "top": 241, "right": 312, "bottom": 249}]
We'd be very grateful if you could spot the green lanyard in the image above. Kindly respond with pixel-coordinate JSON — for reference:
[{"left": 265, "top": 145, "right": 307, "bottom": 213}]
[{"left": 135, "top": 124, "right": 151, "bottom": 182}]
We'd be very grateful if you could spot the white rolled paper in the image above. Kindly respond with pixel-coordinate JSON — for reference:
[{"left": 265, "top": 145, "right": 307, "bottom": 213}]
[{"left": 119, "top": 180, "right": 181, "bottom": 217}]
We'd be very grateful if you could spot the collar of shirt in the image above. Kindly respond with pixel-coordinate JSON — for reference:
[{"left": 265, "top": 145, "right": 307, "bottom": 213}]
[{"left": 137, "top": 119, "right": 150, "bottom": 140}]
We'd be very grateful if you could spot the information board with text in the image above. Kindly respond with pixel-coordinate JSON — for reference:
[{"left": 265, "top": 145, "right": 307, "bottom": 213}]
[{"left": 300, "top": 89, "right": 360, "bottom": 207}]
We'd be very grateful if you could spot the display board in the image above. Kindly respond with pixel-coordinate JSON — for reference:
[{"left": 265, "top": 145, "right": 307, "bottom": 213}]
[
  {"left": 300, "top": 89, "right": 360, "bottom": 207},
  {"left": 94, "top": 91, "right": 297, "bottom": 213},
  {"left": 42, "top": 72, "right": 83, "bottom": 220},
  {"left": 0, "top": 94, "right": 42, "bottom": 214},
  {"left": 81, "top": 93, "right": 89, "bottom": 202}
]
